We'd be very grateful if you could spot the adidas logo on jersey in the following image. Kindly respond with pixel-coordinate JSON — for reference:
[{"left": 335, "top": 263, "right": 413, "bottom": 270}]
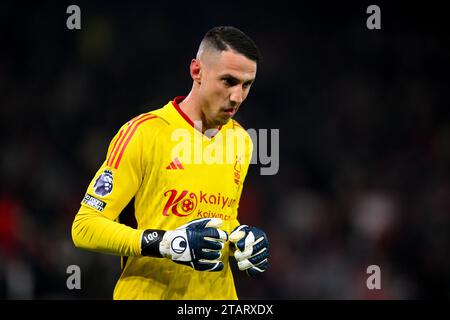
[{"left": 166, "top": 157, "right": 184, "bottom": 170}]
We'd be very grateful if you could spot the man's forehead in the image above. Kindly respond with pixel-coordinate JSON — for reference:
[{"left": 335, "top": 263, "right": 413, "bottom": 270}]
[{"left": 206, "top": 50, "right": 257, "bottom": 78}]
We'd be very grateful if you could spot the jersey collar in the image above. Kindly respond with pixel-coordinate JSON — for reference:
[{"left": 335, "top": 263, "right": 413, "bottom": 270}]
[{"left": 171, "top": 96, "right": 223, "bottom": 139}]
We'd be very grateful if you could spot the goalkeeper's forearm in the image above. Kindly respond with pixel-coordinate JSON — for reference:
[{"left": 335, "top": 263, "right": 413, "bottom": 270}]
[
  {"left": 72, "top": 208, "right": 172, "bottom": 258},
  {"left": 72, "top": 208, "right": 227, "bottom": 272},
  {"left": 72, "top": 206, "right": 144, "bottom": 257}
]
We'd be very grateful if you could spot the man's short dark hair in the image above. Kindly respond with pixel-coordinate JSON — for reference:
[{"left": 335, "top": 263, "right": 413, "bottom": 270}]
[{"left": 201, "top": 26, "right": 262, "bottom": 64}]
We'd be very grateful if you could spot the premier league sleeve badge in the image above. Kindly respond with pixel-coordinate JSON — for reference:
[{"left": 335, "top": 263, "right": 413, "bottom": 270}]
[{"left": 93, "top": 169, "right": 114, "bottom": 197}]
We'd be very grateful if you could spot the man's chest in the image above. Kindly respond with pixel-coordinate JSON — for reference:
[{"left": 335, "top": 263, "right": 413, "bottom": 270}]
[
  {"left": 153, "top": 154, "right": 242, "bottom": 219},
  {"left": 136, "top": 134, "right": 246, "bottom": 227}
]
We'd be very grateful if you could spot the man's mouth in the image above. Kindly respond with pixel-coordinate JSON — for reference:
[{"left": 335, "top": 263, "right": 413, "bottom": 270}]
[{"left": 222, "top": 107, "right": 236, "bottom": 116}]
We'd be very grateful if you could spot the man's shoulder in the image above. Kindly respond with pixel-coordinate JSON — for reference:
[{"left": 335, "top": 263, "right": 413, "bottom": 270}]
[
  {"left": 121, "top": 111, "right": 167, "bottom": 133},
  {"left": 228, "top": 119, "right": 252, "bottom": 140},
  {"left": 230, "top": 119, "right": 246, "bottom": 131},
  {"left": 122, "top": 103, "right": 174, "bottom": 133},
  {"left": 140, "top": 100, "right": 180, "bottom": 128},
  {"left": 218, "top": 119, "right": 254, "bottom": 154}
]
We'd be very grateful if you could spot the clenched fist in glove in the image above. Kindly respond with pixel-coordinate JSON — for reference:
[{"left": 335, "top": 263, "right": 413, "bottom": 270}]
[
  {"left": 140, "top": 218, "right": 228, "bottom": 272},
  {"left": 229, "top": 225, "right": 269, "bottom": 276}
]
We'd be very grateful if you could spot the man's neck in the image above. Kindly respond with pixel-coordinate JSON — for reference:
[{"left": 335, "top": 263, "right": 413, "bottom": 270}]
[{"left": 178, "top": 93, "right": 219, "bottom": 133}]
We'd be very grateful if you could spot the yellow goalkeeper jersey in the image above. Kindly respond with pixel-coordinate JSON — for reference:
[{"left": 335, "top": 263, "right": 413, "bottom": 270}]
[{"left": 72, "top": 96, "right": 253, "bottom": 299}]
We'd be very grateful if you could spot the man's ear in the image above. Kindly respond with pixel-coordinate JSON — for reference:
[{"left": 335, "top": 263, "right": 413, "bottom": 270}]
[{"left": 190, "top": 59, "right": 202, "bottom": 84}]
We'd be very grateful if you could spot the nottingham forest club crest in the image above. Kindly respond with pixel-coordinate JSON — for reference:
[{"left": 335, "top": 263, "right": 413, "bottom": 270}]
[{"left": 93, "top": 169, "right": 114, "bottom": 197}]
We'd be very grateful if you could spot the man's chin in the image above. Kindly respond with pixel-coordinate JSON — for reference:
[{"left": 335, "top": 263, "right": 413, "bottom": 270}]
[
  {"left": 206, "top": 114, "right": 231, "bottom": 128},
  {"left": 216, "top": 117, "right": 231, "bottom": 126}
]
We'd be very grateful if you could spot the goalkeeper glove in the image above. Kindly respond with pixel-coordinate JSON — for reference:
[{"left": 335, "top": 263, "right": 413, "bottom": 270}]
[
  {"left": 140, "top": 218, "right": 228, "bottom": 272},
  {"left": 229, "top": 225, "right": 269, "bottom": 276}
]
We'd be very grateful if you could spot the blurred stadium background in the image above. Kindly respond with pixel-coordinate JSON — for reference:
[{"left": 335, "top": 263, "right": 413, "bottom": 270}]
[{"left": 1, "top": 1, "right": 449, "bottom": 299}]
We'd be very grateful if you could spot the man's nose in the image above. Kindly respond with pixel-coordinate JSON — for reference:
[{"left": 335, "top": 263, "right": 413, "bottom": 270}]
[{"left": 230, "top": 88, "right": 244, "bottom": 106}]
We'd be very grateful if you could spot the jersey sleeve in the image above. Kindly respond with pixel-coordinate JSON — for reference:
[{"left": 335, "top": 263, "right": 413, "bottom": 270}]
[
  {"left": 83, "top": 115, "right": 153, "bottom": 219},
  {"left": 72, "top": 114, "right": 158, "bottom": 257},
  {"left": 72, "top": 208, "right": 142, "bottom": 256}
]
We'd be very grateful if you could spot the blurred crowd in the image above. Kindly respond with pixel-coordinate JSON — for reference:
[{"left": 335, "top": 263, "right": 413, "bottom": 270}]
[{"left": 1, "top": 2, "right": 449, "bottom": 299}]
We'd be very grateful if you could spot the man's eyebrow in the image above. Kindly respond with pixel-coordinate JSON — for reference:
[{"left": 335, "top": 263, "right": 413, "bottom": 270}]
[
  {"left": 220, "top": 74, "right": 255, "bottom": 83},
  {"left": 220, "top": 74, "right": 239, "bottom": 80}
]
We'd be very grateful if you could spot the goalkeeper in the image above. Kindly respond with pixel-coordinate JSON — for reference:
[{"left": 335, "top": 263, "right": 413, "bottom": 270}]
[{"left": 71, "top": 26, "right": 269, "bottom": 299}]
